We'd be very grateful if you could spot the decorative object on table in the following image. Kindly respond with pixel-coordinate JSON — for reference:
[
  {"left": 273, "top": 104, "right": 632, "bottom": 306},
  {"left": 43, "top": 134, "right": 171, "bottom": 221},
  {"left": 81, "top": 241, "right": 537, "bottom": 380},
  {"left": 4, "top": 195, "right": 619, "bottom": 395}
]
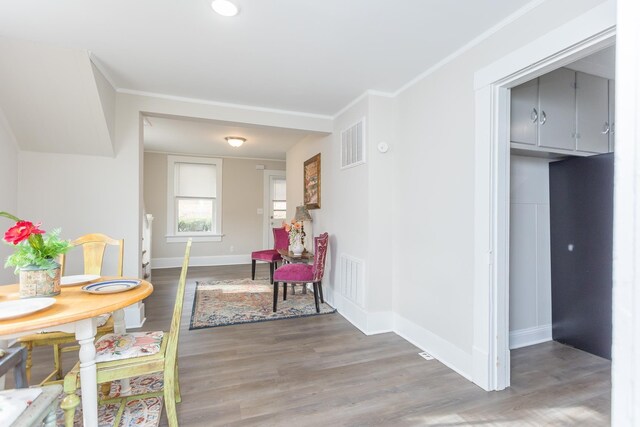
[
  {"left": 0, "top": 212, "right": 72, "bottom": 298},
  {"left": 283, "top": 219, "right": 304, "bottom": 256},
  {"left": 274, "top": 232, "right": 329, "bottom": 313},
  {"left": 55, "top": 374, "right": 164, "bottom": 427},
  {"left": 250, "top": 227, "right": 289, "bottom": 284},
  {"left": 61, "top": 240, "right": 191, "bottom": 427},
  {"left": 189, "top": 277, "right": 335, "bottom": 330},
  {"left": 18, "top": 232, "right": 122, "bottom": 385},
  {"left": 81, "top": 279, "right": 142, "bottom": 294},
  {"left": 303, "top": 153, "right": 321, "bottom": 209},
  {"left": 293, "top": 205, "right": 313, "bottom": 246}
]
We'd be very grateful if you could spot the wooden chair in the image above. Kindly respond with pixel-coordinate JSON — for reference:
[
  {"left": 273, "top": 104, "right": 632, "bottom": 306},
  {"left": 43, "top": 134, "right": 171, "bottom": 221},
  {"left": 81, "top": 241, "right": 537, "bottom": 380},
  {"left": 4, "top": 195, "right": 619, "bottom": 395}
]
[
  {"left": 0, "top": 384, "right": 62, "bottom": 427},
  {"left": 273, "top": 233, "right": 329, "bottom": 313},
  {"left": 61, "top": 239, "right": 192, "bottom": 427},
  {"left": 18, "top": 233, "right": 123, "bottom": 384}
]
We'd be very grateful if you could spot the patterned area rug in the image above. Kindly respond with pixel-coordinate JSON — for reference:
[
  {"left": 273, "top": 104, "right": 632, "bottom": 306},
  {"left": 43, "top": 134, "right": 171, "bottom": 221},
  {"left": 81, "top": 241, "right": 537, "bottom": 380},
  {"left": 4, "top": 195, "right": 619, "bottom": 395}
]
[
  {"left": 56, "top": 374, "right": 164, "bottom": 426},
  {"left": 190, "top": 277, "right": 335, "bottom": 330}
]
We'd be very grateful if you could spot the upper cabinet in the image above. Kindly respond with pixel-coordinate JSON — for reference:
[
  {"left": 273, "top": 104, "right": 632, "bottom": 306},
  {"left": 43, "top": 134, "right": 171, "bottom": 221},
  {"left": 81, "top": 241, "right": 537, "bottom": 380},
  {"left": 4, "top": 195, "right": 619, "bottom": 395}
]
[{"left": 510, "top": 68, "right": 615, "bottom": 156}]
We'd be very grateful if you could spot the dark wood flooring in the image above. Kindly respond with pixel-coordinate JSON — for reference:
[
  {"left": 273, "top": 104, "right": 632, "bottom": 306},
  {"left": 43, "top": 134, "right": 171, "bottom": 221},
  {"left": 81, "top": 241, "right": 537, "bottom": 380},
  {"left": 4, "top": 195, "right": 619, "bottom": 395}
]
[{"left": 19, "top": 264, "right": 611, "bottom": 426}]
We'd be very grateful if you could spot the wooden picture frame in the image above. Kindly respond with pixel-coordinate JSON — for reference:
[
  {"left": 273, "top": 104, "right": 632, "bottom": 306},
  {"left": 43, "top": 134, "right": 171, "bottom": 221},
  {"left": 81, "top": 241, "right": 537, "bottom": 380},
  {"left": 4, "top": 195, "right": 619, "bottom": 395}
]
[{"left": 304, "top": 153, "right": 321, "bottom": 209}]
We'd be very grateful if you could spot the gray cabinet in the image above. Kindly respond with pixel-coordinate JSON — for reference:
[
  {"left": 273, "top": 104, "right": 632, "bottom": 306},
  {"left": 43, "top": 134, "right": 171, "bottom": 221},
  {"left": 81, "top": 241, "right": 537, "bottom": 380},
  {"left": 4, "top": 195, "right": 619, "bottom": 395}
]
[
  {"left": 510, "top": 68, "right": 614, "bottom": 156},
  {"left": 576, "top": 72, "right": 610, "bottom": 154},
  {"left": 609, "top": 79, "right": 615, "bottom": 151}
]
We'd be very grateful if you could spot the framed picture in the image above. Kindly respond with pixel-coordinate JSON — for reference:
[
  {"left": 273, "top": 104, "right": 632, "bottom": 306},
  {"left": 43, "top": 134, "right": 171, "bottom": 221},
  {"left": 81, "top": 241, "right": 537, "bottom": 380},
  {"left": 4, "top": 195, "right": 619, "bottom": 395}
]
[{"left": 304, "top": 153, "right": 321, "bottom": 209}]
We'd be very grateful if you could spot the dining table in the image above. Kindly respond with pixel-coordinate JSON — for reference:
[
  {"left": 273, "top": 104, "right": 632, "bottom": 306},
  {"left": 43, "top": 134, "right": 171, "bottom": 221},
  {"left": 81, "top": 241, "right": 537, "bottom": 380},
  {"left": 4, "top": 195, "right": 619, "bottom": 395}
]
[{"left": 0, "top": 277, "right": 153, "bottom": 427}]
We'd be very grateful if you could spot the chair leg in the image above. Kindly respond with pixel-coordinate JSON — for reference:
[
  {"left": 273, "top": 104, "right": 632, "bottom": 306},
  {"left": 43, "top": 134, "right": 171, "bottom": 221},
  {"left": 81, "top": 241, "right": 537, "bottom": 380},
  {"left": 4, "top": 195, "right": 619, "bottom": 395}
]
[
  {"left": 14, "top": 349, "right": 27, "bottom": 389},
  {"left": 273, "top": 281, "right": 279, "bottom": 312},
  {"left": 61, "top": 393, "right": 80, "bottom": 427},
  {"left": 269, "top": 262, "right": 274, "bottom": 284},
  {"left": 251, "top": 259, "right": 256, "bottom": 280},
  {"left": 164, "top": 373, "right": 179, "bottom": 427},
  {"left": 24, "top": 342, "right": 33, "bottom": 383},
  {"left": 283, "top": 281, "right": 287, "bottom": 301},
  {"left": 174, "top": 364, "right": 182, "bottom": 404},
  {"left": 312, "top": 283, "right": 320, "bottom": 313},
  {"left": 318, "top": 281, "right": 324, "bottom": 303},
  {"left": 53, "top": 343, "right": 63, "bottom": 380}
]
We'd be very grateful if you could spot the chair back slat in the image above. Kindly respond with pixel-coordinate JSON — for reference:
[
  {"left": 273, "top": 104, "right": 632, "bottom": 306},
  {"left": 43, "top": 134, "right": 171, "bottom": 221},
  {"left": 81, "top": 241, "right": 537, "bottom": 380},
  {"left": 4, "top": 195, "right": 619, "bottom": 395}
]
[
  {"left": 273, "top": 227, "right": 289, "bottom": 250},
  {"left": 164, "top": 240, "right": 192, "bottom": 372},
  {"left": 312, "top": 233, "right": 329, "bottom": 282},
  {"left": 63, "top": 233, "right": 124, "bottom": 276}
]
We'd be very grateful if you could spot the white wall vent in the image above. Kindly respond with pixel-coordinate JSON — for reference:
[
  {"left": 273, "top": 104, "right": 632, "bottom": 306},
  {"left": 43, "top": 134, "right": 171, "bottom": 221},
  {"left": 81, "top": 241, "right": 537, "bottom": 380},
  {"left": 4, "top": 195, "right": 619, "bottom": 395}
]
[
  {"left": 339, "top": 254, "right": 365, "bottom": 307},
  {"left": 341, "top": 118, "right": 366, "bottom": 169}
]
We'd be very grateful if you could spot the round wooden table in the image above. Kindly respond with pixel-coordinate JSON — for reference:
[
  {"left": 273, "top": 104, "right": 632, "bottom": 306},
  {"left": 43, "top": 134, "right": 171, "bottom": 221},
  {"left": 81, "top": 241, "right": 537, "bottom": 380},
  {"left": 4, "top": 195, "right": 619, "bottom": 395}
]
[{"left": 0, "top": 277, "right": 153, "bottom": 427}]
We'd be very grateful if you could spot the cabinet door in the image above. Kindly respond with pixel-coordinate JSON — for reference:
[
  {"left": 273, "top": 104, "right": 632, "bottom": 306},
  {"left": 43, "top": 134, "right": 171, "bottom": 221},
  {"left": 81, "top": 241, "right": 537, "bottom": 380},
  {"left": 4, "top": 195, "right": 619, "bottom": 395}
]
[
  {"left": 538, "top": 68, "right": 576, "bottom": 151},
  {"left": 609, "top": 79, "right": 615, "bottom": 151},
  {"left": 576, "top": 72, "right": 610, "bottom": 153},
  {"left": 510, "top": 79, "right": 538, "bottom": 145}
]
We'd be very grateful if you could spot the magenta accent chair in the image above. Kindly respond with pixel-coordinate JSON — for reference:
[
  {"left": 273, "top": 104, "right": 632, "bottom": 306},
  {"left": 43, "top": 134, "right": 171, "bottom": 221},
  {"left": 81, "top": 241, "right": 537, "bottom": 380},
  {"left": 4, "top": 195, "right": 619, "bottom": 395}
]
[
  {"left": 251, "top": 227, "right": 289, "bottom": 283},
  {"left": 273, "top": 232, "right": 329, "bottom": 313}
]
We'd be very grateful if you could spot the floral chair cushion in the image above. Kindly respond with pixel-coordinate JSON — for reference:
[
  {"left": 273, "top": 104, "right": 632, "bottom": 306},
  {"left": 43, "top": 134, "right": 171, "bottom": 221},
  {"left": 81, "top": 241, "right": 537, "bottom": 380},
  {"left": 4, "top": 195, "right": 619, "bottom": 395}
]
[
  {"left": 0, "top": 387, "right": 42, "bottom": 425},
  {"left": 94, "top": 331, "right": 164, "bottom": 363}
]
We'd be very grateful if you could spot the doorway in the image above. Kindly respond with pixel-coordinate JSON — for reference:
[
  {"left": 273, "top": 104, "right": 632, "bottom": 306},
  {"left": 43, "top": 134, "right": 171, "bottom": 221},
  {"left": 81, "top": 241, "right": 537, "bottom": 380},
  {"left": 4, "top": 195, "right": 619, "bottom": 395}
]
[
  {"left": 472, "top": 10, "right": 616, "bottom": 391},
  {"left": 263, "top": 170, "right": 286, "bottom": 249}
]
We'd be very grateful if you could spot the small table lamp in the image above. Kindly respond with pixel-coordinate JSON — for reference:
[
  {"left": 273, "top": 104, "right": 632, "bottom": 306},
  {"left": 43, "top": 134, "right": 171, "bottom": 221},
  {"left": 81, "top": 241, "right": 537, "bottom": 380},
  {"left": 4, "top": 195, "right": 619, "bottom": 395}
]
[{"left": 294, "top": 205, "right": 313, "bottom": 245}]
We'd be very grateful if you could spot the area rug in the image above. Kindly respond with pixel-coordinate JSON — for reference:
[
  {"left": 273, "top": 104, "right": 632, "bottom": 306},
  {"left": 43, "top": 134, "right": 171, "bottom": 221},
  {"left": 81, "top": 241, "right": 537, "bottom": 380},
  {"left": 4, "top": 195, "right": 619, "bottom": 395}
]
[
  {"left": 56, "top": 374, "right": 164, "bottom": 427},
  {"left": 190, "top": 277, "right": 335, "bottom": 330}
]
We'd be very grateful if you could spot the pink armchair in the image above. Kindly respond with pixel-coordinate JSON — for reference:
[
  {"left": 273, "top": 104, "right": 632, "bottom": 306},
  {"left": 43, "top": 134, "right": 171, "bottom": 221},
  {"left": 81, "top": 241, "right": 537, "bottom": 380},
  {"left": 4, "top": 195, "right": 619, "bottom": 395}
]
[
  {"left": 251, "top": 227, "right": 289, "bottom": 284},
  {"left": 273, "top": 232, "right": 329, "bottom": 313}
]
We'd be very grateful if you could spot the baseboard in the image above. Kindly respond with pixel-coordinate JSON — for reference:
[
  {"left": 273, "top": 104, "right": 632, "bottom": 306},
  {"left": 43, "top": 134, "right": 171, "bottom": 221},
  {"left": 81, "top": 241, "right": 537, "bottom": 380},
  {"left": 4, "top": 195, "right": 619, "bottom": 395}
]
[
  {"left": 393, "top": 313, "right": 473, "bottom": 381},
  {"left": 509, "top": 324, "right": 552, "bottom": 349},
  {"left": 333, "top": 292, "right": 394, "bottom": 335},
  {"left": 152, "top": 254, "right": 251, "bottom": 269}
]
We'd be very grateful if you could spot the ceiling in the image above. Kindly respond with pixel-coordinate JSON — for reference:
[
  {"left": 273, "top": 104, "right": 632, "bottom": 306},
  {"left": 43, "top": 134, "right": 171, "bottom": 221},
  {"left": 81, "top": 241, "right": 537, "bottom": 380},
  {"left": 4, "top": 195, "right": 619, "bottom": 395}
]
[
  {"left": 143, "top": 115, "right": 317, "bottom": 159},
  {"left": 0, "top": 0, "right": 533, "bottom": 116},
  {"left": 565, "top": 45, "right": 616, "bottom": 80}
]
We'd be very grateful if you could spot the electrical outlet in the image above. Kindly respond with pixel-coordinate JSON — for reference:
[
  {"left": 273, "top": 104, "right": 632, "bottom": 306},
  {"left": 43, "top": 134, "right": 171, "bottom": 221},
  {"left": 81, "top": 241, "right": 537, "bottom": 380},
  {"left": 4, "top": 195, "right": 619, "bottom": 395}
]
[{"left": 418, "top": 352, "right": 434, "bottom": 361}]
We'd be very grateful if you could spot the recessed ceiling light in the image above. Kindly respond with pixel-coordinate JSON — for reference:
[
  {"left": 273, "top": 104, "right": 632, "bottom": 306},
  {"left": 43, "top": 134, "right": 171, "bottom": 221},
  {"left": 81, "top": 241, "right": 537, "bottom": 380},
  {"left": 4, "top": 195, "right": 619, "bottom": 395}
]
[
  {"left": 211, "top": 0, "right": 238, "bottom": 17},
  {"left": 226, "top": 136, "right": 245, "bottom": 147}
]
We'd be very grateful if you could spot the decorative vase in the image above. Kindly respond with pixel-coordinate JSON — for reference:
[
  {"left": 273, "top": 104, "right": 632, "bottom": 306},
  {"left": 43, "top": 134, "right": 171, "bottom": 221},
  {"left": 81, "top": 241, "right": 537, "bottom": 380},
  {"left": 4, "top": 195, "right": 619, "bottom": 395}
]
[
  {"left": 19, "top": 262, "right": 61, "bottom": 298},
  {"left": 290, "top": 236, "right": 304, "bottom": 256}
]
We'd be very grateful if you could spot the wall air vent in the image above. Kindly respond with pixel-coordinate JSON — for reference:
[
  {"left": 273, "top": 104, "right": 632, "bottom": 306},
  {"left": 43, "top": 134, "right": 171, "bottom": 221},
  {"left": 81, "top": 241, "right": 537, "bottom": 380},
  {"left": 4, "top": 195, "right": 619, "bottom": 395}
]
[{"left": 341, "top": 118, "right": 366, "bottom": 169}]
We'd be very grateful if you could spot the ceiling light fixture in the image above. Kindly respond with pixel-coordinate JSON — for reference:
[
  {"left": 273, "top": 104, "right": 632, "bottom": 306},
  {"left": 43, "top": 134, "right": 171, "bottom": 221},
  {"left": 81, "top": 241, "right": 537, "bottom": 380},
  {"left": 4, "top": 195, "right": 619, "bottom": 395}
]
[
  {"left": 211, "top": 0, "right": 239, "bottom": 17},
  {"left": 226, "top": 136, "right": 246, "bottom": 147}
]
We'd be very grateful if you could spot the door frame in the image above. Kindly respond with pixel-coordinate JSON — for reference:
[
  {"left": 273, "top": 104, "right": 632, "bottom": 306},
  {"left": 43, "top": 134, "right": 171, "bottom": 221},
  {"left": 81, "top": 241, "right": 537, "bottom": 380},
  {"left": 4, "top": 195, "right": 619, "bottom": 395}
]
[
  {"left": 262, "top": 169, "right": 286, "bottom": 249},
  {"left": 472, "top": 2, "right": 616, "bottom": 391}
]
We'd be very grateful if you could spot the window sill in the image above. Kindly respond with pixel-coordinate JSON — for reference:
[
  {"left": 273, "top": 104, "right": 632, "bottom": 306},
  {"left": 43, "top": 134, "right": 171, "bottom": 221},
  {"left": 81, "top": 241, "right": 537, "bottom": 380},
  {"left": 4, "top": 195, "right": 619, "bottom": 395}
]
[{"left": 165, "top": 234, "right": 223, "bottom": 243}]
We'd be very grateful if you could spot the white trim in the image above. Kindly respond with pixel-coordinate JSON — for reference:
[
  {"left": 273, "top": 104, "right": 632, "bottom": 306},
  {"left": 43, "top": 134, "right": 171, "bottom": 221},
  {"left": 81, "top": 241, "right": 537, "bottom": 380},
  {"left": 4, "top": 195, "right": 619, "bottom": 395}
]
[
  {"left": 333, "top": 90, "right": 393, "bottom": 120},
  {"left": 118, "top": 88, "right": 333, "bottom": 121},
  {"left": 152, "top": 254, "right": 251, "bottom": 269},
  {"left": 394, "top": 314, "right": 473, "bottom": 382},
  {"left": 332, "top": 292, "right": 394, "bottom": 335},
  {"left": 144, "top": 149, "right": 286, "bottom": 163},
  {"left": 166, "top": 155, "right": 223, "bottom": 240},
  {"left": 393, "top": 0, "right": 547, "bottom": 97},
  {"left": 262, "top": 170, "right": 287, "bottom": 249},
  {"left": 472, "top": 0, "right": 616, "bottom": 391},
  {"left": 509, "top": 325, "right": 552, "bottom": 349}
]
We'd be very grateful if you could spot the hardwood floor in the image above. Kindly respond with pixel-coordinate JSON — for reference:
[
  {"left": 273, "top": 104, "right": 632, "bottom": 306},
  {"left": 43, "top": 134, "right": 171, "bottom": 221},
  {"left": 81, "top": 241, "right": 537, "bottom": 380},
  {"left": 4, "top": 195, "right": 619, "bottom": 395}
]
[{"left": 22, "top": 264, "right": 611, "bottom": 426}]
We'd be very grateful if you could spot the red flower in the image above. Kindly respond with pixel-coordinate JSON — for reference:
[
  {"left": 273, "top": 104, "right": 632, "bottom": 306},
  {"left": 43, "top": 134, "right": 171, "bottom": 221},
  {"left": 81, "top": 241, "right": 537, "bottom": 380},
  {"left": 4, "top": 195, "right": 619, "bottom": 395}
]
[{"left": 4, "top": 221, "right": 45, "bottom": 245}]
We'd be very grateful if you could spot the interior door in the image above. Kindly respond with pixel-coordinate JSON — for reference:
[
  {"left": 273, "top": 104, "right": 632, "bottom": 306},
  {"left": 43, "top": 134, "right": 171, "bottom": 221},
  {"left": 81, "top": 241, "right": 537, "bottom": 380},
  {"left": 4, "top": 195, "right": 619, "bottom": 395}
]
[{"left": 266, "top": 175, "right": 286, "bottom": 249}]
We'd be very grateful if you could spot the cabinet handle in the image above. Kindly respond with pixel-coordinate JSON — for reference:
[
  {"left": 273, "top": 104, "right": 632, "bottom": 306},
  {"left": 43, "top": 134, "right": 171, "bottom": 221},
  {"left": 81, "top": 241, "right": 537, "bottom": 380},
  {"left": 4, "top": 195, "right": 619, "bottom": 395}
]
[
  {"left": 540, "top": 111, "right": 547, "bottom": 125},
  {"left": 530, "top": 108, "right": 538, "bottom": 123},
  {"left": 601, "top": 122, "right": 610, "bottom": 135}
]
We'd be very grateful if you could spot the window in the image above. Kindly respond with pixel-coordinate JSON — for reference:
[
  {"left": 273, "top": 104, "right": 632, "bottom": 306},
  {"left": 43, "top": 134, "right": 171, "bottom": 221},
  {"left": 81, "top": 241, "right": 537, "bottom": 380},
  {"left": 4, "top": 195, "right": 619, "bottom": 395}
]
[
  {"left": 272, "top": 177, "right": 287, "bottom": 220},
  {"left": 166, "top": 155, "right": 222, "bottom": 242}
]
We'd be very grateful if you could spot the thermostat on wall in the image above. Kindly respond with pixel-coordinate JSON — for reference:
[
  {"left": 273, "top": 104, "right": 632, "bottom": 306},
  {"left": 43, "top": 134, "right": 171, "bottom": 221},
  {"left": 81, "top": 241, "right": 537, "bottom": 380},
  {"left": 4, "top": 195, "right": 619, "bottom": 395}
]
[{"left": 377, "top": 141, "right": 389, "bottom": 153}]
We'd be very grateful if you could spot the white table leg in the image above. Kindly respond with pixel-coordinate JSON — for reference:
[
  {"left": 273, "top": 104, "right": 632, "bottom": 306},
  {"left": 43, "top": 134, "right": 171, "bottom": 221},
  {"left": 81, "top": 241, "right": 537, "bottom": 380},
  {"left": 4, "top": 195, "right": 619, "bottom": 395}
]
[
  {"left": 112, "top": 309, "right": 131, "bottom": 395},
  {"left": 75, "top": 318, "right": 98, "bottom": 427}
]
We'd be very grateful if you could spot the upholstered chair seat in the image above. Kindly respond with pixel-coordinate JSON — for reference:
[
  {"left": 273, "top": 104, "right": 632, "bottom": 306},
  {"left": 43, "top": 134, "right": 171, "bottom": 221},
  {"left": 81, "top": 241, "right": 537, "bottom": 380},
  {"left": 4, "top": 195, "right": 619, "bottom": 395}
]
[
  {"left": 94, "top": 331, "right": 164, "bottom": 363},
  {"left": 273, "top": 264, "right": 313, "bottom": 282},
  {"left": 251, "top": 249, "right": 282, "bottom": 262},
  {"left": 251, "top": 227, "right": 289, "bottom": 283}
]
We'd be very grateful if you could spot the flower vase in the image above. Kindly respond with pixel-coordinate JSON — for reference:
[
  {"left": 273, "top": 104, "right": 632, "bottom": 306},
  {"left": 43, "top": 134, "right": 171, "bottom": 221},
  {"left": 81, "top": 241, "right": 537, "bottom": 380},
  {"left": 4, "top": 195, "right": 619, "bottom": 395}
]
[
  {"left": 19, "top": 263, "right": 61, "bottom": 298},
  {"left": 290, "top": 237, "right": 304, "bottom": 257}
]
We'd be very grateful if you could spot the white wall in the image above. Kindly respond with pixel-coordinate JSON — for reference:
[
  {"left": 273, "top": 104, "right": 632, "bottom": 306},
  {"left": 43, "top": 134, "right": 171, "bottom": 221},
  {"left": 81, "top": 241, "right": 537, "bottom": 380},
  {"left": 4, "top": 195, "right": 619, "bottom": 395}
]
[
  {"left": 0, "top": 112, "right": 19, "bottom": 284},
  {"left": 509, "top": 155, "right": 552, "bottom": 349},
  {"left": 145, "top": 151, "right": 285, "bottom": 264}
]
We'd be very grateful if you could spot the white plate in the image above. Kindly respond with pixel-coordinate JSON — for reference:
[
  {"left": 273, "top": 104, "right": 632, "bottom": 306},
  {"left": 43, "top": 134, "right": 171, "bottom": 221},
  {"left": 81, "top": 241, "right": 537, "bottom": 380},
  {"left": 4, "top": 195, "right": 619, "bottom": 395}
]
[
  {"left": 0, "top": 298, "right": 56, "bottom": 321},
  {"left": 81, "top": 280, "right": 141, "bottom": 294},
  {"left": 60, "top": 274, "right": 101, "bottom": 287}
]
